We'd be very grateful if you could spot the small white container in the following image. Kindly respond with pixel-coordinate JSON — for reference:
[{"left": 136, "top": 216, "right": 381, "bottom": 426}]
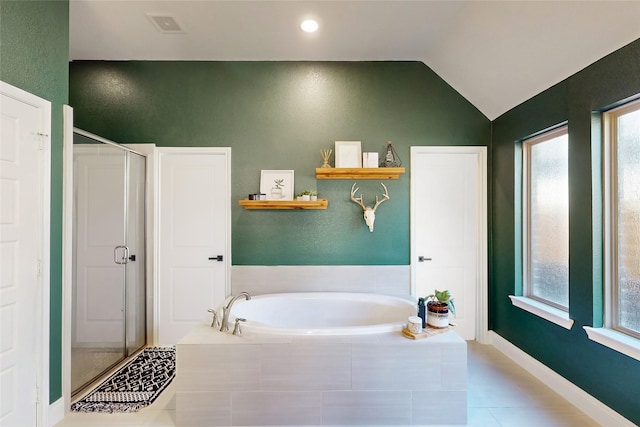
[{"left": 407, "top": 316, "right": 422, "bottom": 334}]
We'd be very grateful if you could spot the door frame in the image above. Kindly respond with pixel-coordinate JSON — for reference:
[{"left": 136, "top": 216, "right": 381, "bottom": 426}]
[
  {"left": 153, "top": 147, "right": 231, "bottom": 345},
  {"left": 62, "top": 105, "right": 73, "bottom": 419},
  {"left": 1, "top": 81, "right": 51, "bottom": 425},
  {"left": 410, "top": 146, "right": 489, "bottom": 343}
]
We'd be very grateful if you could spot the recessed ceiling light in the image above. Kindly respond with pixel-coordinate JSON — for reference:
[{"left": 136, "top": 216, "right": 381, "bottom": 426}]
[{"left": 301, "top": 19, "right": 319, "bottom": 33}]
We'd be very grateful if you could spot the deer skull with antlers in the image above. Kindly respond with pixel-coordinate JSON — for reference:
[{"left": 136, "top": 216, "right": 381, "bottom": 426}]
[{"left": 350, "top": 182, "right": 390, "bottom": 232}]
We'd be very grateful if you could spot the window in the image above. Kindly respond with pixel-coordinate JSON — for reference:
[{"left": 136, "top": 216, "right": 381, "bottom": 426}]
[
  {"left": 522, "top": 126, "right": 569, "bottom": 310},
  {"left": 604, "top": 99, "right": 640, "bottom": 339}
]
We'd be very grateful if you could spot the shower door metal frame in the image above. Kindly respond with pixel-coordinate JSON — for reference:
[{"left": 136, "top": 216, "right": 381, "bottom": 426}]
[{"left": 71, "top": 128, "right": 147, "bottom": 396}]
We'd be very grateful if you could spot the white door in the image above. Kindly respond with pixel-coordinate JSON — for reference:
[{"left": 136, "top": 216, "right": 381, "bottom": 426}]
[
  {"left": 411, "top": 146, "right": 487, "bottom": 340},
  {"left": 0, "top": 84, "right": 50, "bottom": 426},
  {"left": 73, "top": 146, "right": 126, "bottom": 345},
  {"left": 157, "top": 148, "right": 230, "bottom": 344}
]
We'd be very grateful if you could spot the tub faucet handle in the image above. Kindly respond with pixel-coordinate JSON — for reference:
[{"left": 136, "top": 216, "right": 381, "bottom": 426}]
[
  {"left": 207, "top": 308, "right": 220, "bottom": 328},
  {"left": 233, "top": 318, "right": 246, "bottom": 336}
]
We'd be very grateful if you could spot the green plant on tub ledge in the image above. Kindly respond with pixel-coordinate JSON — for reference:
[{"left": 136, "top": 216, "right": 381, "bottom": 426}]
[{"left": 425, "top": 289, "right": 455, "bottom": 329}]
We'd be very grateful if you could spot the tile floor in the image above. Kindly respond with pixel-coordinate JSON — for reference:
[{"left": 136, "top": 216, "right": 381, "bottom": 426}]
[
  {"left": 70, "top": 347, "right": 125, "bottom": 393},
  {"left": 54, "top": 341, "right": 602, "bottom": 427}
]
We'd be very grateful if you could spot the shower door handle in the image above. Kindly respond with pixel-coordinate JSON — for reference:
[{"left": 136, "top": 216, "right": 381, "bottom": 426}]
[{"left": 114, "top": 245, "right": 129, "bottom": 264}]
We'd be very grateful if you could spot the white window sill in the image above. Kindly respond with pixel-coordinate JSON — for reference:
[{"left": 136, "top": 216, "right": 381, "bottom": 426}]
[
  {"left": 509, "top": 296, "right": 574, "bottom": 330},
  {"left": 583, "top": 327, "right": 640, "bottom": 362}
]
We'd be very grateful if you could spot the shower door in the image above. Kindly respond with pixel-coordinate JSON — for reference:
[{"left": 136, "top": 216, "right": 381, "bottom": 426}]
[{"left": 71, "top": 131, "right": 146, "bottom": 395}]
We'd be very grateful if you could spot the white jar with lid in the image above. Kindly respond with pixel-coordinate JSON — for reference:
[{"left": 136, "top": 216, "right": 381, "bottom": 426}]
[{"left": 407, "top": 316, "right": 422, "bottom": 334}]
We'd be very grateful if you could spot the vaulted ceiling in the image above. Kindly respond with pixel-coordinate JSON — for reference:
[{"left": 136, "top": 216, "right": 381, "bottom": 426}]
[{"left": 69, "top": 1, "right": 640, "bottom": 120}]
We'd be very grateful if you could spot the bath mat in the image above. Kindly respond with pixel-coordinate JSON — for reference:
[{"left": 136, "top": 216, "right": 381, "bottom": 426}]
[{"left": 70, "top": 346, "right": 175, "bottom": 413}]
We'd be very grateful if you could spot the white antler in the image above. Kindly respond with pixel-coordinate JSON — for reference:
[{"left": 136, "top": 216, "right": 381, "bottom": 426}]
[
  {"left": 371, "top": 182, "right": 390, "bottom": 212},
  {"left": 350, "top": 183, "right": 366, "bottom": 211},
  {"left": 350, "top": 182, "right": 390, "bottom": 232}
]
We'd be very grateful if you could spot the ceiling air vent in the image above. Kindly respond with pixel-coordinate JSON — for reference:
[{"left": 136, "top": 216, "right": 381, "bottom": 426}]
[{"left": 146, "top": 14, "right": 185, "bottom": 34}]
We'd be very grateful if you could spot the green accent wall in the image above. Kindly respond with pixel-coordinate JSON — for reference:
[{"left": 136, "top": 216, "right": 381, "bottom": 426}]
[
  {"left": 0, "top": 0, "right": 69, "bottom": 403},
  {"left": 491, "top": 38, "right": 640, "bottom": 423},
  {"left": 69, "top": 61, "right": 490, "bottom": 265}
]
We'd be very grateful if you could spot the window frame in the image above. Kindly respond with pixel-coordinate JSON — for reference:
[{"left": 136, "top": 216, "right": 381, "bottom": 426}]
[
  {"left": 521, "top": 125, "right": 570, "bottom": 311},
  {"left": 602, "top": 98, "right": 640, "bottom": 340},
  {"left": 511, "top": 123, "right": 573, "bottom": 330}
]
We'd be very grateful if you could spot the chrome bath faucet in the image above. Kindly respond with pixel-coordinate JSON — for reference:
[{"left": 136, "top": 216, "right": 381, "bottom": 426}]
[{"left": 220, "top": 292, "right": 251, "bottom": 332}]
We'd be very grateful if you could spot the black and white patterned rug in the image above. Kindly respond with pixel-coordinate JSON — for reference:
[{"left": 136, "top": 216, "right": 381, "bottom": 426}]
[{"left": 71, "top": 346, "right": 175, "bottom": 413}]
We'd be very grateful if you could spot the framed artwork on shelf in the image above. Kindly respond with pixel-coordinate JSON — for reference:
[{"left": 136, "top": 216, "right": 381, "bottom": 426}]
[
  {"left": 363, "top": 152, "right": 379, "bottom": 168},
  {"left": 335, "top": 141, "right": 362, "bottom": 168},
  {"left": 260, "top": 170, "right": 295, "bottom": 200}
]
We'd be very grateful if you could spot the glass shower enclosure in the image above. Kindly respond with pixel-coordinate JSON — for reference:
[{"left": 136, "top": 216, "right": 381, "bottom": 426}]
[{"left": 71, "top": 129, "right": 146, "bottom": 395}]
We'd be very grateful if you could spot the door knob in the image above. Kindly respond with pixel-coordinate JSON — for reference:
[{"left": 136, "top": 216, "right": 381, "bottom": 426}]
[
  {"left": 208, "top": 255, "right": 223, "bottom": 262},
  {"left": 418, "top": 256, "right": 432, "bottom": 262}
]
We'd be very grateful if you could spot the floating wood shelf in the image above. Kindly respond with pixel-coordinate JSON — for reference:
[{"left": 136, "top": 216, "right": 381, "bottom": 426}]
[
  {"left": 238, "top": 198, "right": 329, "bottom": 210},
  {"left": 315, "top": 167, "right": 405, "bottom": 180}
]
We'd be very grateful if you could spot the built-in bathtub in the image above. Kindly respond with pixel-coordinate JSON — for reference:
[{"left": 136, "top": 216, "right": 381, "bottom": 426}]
[
  {"left": 230, "top": 292, "right": 416, "bottom": 335},
  {"left": 176, "top": 292, "right": 467, "bottom": 426}
]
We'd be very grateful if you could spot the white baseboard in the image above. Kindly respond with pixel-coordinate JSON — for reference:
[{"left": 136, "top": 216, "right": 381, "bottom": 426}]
[
  {"left": 49, "top": 397, "right": 65, "bottom": 426},
  {"left": 488, "top": 331, "right": 635, "bottom": 427}
]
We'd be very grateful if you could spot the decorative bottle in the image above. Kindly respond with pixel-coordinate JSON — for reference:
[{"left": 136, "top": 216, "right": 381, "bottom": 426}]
[{"left": 417, "top": 297, "right": 426, "bottom": 328}]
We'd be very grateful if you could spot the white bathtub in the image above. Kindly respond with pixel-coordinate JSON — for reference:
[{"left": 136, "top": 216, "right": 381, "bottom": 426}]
[
  {"left": 178, "top": 291, "right": 467, "bottom": 426},
  {"left": 229, "top": 292, "right": 416, "bottom": 335}
]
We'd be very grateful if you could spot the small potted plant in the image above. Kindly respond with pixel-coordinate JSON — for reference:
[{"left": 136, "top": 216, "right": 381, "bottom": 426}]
[
  {"left": 308, "top": 190, "right": 318, "bottom": 201},
  {"left": 425, "top": 289, "right": 455, "bottom": 328}
]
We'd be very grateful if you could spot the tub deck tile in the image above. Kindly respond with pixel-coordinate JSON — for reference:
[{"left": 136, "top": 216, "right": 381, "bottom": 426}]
[
  {"left": 352, "top": 344, "right": 442, "bottom": 391},
  {"left": 177, "top": 344, "right": 262, "bottom": 391},
  {"left": 261, "top": 343, "right": 351, "bottom": 391},
  {"left": 231, "top": 391, "right": 322, "bottom": 426},
  {"left": 176, "top": 391, "right": 231, "bottom": 427},
  {"left": 322, "top": 391, "right": 412, "bottom": 425}
]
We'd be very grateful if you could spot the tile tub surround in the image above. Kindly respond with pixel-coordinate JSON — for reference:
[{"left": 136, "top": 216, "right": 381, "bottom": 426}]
[
  {"left": 231, "top": 265, "right": 411, "bottom": 297},
  {"left": 176, "top": 323, "right": 467, "bottom": 426}
]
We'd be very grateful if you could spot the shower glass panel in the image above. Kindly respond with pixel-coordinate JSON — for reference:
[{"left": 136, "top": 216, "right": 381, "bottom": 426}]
[
  {"left": 126, "top": 152, "right": 146, "bottom": 355},
  {"left": 71, "top": 130, "right": 146, "bottom": 395}
]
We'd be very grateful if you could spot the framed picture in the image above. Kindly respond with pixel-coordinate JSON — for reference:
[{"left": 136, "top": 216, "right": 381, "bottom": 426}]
[
  {"left": 335, "top": 141, "right": 362, "bottom": 168},
  {"left": 363, "top": 152, "right": 379, "bottom": 168},
  {"left": 260, "top": 170, "right": 295, "bottom": 200}
]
